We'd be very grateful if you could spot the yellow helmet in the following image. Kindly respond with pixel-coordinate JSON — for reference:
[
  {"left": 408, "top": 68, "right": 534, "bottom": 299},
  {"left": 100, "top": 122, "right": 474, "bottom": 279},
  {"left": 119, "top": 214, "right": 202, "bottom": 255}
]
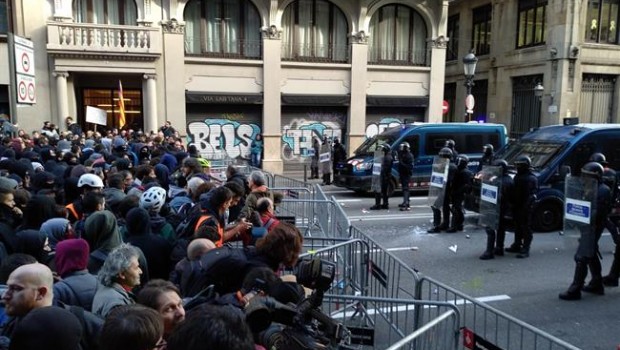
[{"left": 197, "top": 158, "right": 211, "bottom": 168}]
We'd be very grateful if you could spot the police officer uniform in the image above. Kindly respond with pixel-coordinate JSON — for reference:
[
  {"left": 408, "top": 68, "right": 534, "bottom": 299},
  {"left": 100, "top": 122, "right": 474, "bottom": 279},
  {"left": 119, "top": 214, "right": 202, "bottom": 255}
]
[
  {"left": 506, "top": 156, "right": 538, "bottom": 258},
  {"left": 397, "top": 142, "right": 414, "bottom": 210}
]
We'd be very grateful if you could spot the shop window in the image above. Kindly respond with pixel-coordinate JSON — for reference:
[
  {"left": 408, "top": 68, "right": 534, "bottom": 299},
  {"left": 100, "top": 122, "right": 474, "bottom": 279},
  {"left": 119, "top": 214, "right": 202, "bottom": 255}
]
[
  {"left": 73, "top": 0, "right": 137, "bottom": 25},
  {"left": 368, "top": 4, "right": 428, "bottom": 66},
  {"left": 447, "top": 14, "right": 459, "bottom": 61},
  {"left": 516, "top": 0, "right": 547, "bottom": 48},
  {"left": 82, "top": 88, "right": 142, "bottom": 130},
  {"left": 281, "top": 0, "right": 349, "bottom": 63},
  {"left": 0, "top": 0, "right": 8, "bottom": 34},
  {"left": 586, "top": 0, "right": 620, "bottom": 44},
  {"left": 472, "top": 4, "right": 492, "bottom": 55},
  {"left": 184, "top": 0, "right": 261, "bottom": 59}
]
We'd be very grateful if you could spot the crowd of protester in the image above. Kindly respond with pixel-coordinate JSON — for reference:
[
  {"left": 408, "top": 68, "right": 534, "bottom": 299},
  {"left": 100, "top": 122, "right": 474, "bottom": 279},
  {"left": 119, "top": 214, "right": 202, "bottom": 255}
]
[{"left": 0, "top": 119, "right": 303, "bottom": 350}]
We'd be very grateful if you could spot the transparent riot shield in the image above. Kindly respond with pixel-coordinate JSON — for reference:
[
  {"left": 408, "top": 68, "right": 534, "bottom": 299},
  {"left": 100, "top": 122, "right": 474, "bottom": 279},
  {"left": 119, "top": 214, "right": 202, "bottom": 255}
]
[
  {"left": 371, "top": 150, "right": 383, "bottom": 193},
  {"left": 478, "top": 166, "right": 502, "bottom": 231},
  {"left": 427, "top": 157, "right": 449, "bottom": 208},
  {"left": 563, "top": 175, "right": 597, "bottom": 252}
]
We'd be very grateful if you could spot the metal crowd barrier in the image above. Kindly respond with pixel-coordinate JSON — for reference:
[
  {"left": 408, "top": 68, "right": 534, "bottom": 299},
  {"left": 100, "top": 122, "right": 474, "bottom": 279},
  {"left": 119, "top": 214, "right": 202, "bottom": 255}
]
[
  {"left": 415, "top": 276, "right": 581, "bottom": 350},
  {"left": 322, "top": 294, "right": 460, "bottom": 350}
]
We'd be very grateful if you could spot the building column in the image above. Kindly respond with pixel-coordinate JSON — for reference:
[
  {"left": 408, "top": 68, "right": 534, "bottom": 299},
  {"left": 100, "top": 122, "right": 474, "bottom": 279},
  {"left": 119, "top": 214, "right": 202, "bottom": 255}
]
[
  {"left": 161, "top": 20, "right": 186, "bottom": 135},
  {"left": 348, "top": 31, "right": 369, "bottom": 157},
  {"left": 261, "top": 25, "right": 283, "bottom": 174},
  {"left": 143, "top": 74, "right": 158, "bottom": 134},
  {"left": 427, "top": 2, "right": 449, "bottom": 123},
  {"left": 53, "top": 71, "right": 69, "bottom": 128}
]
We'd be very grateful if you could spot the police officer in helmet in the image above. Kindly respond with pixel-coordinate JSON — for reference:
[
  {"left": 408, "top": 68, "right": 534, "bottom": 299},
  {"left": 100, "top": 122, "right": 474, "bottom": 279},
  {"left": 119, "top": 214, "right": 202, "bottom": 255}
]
[
  {"left": 397, "top": 142, "right": 414, "bottom": 211},
  {"left": 506, "top": 155, "right": 538, "bottom": 258},
  {"left": 480, "top": 159, "right": 514, "bottom": 260},
  {"left": 560, "top": 161, "right": 612, "bottom": 300},
  {"left": 447, "top": 154, "right": 473, "bottom": 232},
  {"left": 427, "top": 147, "right": 457, "bottom": 233},
  {"left": 370, "top": 144, "right": 394, "bottom": 210},
  {"left": 477, "top": 144, "right": 495, "bottom": 172}
]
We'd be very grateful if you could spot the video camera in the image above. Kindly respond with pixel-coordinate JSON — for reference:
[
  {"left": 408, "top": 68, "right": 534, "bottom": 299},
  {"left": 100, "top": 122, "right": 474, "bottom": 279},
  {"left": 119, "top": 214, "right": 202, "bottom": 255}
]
[{"left": 245, "top": 257, "right": 355, "bottom": 350}]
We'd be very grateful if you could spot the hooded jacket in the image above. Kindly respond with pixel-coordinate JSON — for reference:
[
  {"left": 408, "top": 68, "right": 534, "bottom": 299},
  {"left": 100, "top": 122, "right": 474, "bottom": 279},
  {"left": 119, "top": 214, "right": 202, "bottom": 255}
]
[
  {"left": 125, "top": 208, "right": 173, "bottom": 281},
  {"left": 53, "top": 239, "right": 99, "bottom": 311}
]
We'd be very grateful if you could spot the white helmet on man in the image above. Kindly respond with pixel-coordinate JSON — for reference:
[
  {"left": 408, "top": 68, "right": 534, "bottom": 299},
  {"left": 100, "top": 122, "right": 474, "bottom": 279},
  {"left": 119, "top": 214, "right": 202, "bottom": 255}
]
[
  {"left": 140, "top": 186, "right": 167, "bottom": 212},
  {"left": 77, "top": 173, "right": 104, "bottom": 188}
]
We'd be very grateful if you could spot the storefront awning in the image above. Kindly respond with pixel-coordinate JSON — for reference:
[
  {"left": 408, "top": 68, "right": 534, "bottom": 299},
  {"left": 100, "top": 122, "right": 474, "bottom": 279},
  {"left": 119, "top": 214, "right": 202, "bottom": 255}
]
[
  {"left": 186, "top": 92, "right": 263, "bottom": 104},
  {"left": 366, "top": 96, "right": 429, "bottom": 107},
  {"left": 281, "top": 94, "right": 350, "bottom": 106}
]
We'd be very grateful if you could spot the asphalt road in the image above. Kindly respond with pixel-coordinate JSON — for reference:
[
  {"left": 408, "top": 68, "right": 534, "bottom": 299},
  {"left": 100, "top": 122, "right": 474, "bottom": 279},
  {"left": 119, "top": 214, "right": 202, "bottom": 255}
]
[{"left": 318, "top": 183, "right": 620, "bottom": 350}]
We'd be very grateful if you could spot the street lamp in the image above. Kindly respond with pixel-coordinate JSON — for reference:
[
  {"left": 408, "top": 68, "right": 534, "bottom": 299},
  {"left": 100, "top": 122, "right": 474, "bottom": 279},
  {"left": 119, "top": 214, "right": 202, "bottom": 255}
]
[
  {"left": 534, "top": 82, "right": 544, "bottom": 100},
  {"left": 463, "top": 52, "right": 478, "bottom": 121}
]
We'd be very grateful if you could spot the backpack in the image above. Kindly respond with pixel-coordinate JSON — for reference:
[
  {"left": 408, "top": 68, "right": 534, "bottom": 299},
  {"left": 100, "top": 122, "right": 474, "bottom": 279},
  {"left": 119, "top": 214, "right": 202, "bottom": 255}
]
[{"left": 174, "top": 204, "right": 205, "bottom": 239}]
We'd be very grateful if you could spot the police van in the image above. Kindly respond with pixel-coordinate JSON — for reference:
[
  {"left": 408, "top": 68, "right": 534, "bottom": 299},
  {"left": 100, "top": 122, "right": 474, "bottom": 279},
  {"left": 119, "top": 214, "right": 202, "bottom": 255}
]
[
  {"left": 334, "top": 122, "right": 507, "bottom": 195},
  {"left": 465, "top": 121, "right": 620, "bottom": 232}
]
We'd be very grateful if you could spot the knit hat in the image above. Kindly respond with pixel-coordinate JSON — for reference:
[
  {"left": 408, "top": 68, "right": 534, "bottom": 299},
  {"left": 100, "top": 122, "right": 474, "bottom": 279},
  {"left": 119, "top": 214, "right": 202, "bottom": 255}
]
[
  {"left": 55, "top": 238, "right": 90, "bottom": 278},
  {"left": 0, "top": 176, "right": 18, "bottom": 191}
]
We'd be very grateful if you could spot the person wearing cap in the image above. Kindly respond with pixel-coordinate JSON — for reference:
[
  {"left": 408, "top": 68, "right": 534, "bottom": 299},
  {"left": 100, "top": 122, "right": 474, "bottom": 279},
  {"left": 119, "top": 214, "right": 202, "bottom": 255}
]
[{"left": 65, "top": 173, "right": 105, "bottom": 223}]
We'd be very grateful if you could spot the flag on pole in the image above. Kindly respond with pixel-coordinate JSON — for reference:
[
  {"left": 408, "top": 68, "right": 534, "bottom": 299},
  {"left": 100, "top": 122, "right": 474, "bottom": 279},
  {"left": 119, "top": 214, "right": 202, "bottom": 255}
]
[{"left": 118, "top": 80, "right": 126, "bottom": 129}]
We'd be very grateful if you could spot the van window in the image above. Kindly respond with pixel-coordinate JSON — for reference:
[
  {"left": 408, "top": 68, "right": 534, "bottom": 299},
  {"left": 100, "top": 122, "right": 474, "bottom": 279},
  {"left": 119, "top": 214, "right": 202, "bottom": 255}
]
[
  {"left": 561, "top": 142, "right": 594, "bottom": 176},
  {"left": 598, "top": 134, "right": 620, "bottom": 171},
  {"left": 425, "top": 132, "right": 500, "bottom": 156}
]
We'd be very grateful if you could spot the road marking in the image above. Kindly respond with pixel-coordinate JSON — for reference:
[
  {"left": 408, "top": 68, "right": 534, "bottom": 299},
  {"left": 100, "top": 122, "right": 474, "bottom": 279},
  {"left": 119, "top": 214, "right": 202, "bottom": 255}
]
[
  {"left": 349, "top": 213, "right": 433, "bottom": 221},
  {"left": 329, "top": 294, "right": 511, "bottom": 318},
  {"left": 386, "top": 247, "right": 419, "bottom": 252},
  {"left": 336, "top": 199, "right": 363, "bottom": 202}
]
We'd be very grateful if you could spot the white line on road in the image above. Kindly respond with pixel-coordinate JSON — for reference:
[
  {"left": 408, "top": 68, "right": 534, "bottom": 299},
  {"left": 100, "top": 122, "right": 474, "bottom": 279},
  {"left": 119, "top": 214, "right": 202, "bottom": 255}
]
[
  {"left": 329, "top": 294, "right": 511, "bottom": 318},
  {"left": 386, "top": 247, "right": 419, "bottom": 252},
  {"left": 336, "top": 199, "right": 363, "bottom": 202},
  {"left": 349, "top": 214, "right": 433, "bottom": 221}
]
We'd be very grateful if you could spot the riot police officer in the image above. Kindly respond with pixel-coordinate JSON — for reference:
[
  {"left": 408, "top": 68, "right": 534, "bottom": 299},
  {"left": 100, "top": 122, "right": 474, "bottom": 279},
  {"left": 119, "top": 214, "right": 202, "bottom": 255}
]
[
  {"left": 370, "top": 144, "right": 394, "bottom": 210},
  {"left": 397, "top": 142, "right": 414, "bottom": 211},
  {"left": 445, "top": 139, "right": 458, "bottom": 162},
  {"left": 506, "top": 155, "right": 538, "bottom": 258},
  {"left": 447, "top": 154, "right": 473, "bottom": 232},
  {"left": 559, "top": 162, "right": 612, "bottom": 300},
  {"left": 428, "top": 148, "right": 457, "bottom": 233},
  {"left": 480, "top": 160, "right": 514, "bottom": 260},
  {"left": 477, "top": 144, "right": 495, "bottom": 172}
]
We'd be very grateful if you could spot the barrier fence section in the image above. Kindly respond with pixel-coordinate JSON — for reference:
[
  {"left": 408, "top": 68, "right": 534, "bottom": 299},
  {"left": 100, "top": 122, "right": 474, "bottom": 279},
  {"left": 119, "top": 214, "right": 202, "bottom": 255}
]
[
  {"left": 415, "top": 276, "right": 581, "bottom": 350},
  {"left": 321, "top": 294, "right": 460, "bottom": 350}
]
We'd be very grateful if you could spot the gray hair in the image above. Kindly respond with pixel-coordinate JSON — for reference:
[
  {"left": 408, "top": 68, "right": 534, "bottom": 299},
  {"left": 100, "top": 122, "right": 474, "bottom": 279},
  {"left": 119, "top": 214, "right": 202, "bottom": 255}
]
[
  {"left": 249, "top": 170, "right": 266, "bottom": 187},
  {"left": 98, "top": 243, "right": 140, "bottom": 287}
]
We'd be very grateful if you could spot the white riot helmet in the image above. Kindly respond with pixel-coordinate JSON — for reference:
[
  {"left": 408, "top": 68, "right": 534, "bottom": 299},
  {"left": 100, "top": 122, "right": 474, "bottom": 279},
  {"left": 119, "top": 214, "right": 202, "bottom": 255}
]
[
  {"left": 140, "top": 186, "right": 167, "bottom": 213},
  {"left": 77, "top": 173, "right": 104, "bottom": 189}
]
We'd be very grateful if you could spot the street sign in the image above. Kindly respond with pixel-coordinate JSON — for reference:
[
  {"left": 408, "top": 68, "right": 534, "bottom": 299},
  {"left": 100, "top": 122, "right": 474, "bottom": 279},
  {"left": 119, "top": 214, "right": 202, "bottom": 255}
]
[
  {"left": 13, "top": 36, "right": 36, "bottom": 104},
  {"left": 442, "top": 100, "right": 450, "bottom": 115}
]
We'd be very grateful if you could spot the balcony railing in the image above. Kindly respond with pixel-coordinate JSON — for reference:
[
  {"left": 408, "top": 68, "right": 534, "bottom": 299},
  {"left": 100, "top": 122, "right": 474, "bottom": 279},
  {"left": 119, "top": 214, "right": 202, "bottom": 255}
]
[
  {"left": 368, "top": 47, "right": 430, "bottom": 67},
  {"left": 281, "top": 42, "right": 349, "bottom": 63},
  {"left": 184, "top": 37, "right": 262, "bottom": 60},
  {"left": 47, "top": 21, "right": 162, "bottom": 57}
]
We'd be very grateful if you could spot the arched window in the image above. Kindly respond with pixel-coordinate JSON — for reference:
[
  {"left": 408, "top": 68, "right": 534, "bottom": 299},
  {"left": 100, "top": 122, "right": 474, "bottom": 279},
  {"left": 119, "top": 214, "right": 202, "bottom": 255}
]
[
  {"left": 368, "top": 5, "right": 427, "bottom": 65},
  {"left": 184, "top": 0, "right": 262, "bottom": 59},
  {"left": 74, "top": 0, "right": 137, "bottom": 25},
  {"left": 281, "top": 0, "right": 349, "bottom": 62}
]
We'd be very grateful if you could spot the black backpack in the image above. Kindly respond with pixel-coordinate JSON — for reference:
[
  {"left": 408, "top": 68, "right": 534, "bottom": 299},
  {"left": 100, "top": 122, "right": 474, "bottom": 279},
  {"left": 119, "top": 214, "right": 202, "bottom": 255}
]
[{"left": 174, "top": 204, "right": 204, "bottom": 239}]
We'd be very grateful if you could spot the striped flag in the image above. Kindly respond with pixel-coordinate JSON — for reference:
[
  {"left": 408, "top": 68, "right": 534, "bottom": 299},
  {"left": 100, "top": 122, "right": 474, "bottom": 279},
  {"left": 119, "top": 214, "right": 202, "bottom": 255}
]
[{"left": 118, "top": 80, "right": 126, "bottom": 129}]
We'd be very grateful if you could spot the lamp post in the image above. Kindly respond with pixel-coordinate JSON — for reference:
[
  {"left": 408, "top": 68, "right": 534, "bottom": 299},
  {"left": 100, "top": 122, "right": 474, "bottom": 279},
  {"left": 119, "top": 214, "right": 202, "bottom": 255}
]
[
  {"left": 534, "top": 82, "right": 544, "bottom": 100},
  {"left": 463, "top": 52, "right": 478, "bottom": 121}
]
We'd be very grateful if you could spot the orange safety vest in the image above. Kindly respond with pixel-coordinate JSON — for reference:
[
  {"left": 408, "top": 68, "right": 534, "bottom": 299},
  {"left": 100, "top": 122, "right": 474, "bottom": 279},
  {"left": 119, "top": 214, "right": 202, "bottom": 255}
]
[
  {"left": 194, "top": 215, "right": 224, "bottom": 247},
  {"left": 65, "top": 203, "right": 81, "bottom": 222}
]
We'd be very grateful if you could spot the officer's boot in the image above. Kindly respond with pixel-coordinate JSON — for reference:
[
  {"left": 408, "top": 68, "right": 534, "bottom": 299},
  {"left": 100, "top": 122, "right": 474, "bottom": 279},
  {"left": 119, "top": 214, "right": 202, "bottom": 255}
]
[
  {"left": 494, "top": 229, "right": 505, "bottom": 256},
  {"left": 603, "top": 248, "right": 620, "bottom": 287},
  {"left": 516, "top": 236, "right": 532, "bottom": 258},
  {"left": 427, "top": 207, "right": 442, "bottom": 233},
  {"left": 479, "top": 229, "right": 495, "bottom": 260},
  {"left": 583, "top": 258, "right": 605, "bottom": 295},
  {"left": 381, "top": 193, "right": 389, "bottom": 210},
  {"left": 559, "top": 262, "right": 588, "bottom": 300},
  {"left": 369, "top": 194, "right": 382, "bottom": 210}
]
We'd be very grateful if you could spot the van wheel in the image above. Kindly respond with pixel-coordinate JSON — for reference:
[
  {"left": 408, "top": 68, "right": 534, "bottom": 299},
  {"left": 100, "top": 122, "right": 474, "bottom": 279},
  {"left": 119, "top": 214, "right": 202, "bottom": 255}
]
[{"left": 532, "top": 200, "right": 562, "bottom": 232}]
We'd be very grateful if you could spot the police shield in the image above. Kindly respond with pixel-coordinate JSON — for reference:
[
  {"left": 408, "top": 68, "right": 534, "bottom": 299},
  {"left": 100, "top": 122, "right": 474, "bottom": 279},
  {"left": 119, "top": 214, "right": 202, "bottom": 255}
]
[
  {"left": 427, "top": 157, "right": 449, "bottom": 208},
  {"left": 478, "top": 166, "right": 502, "bottom": 231},
  {"left": 563, "top": 175, "right": 597, "bottom": 252},
  {"left": 371, "top": 149, "right": 383, "bottom": 193}
]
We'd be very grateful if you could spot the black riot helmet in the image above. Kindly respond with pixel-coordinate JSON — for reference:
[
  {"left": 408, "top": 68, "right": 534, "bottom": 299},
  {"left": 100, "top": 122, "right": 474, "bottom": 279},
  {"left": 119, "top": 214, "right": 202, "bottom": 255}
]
[
  {"left": 603, "top": 168, "right": 617, "bottom": 188},
  {"left": 514, "top": 155, "right": 531, "bottom": 171},
  {"left": 456, "top": 154, "right": 469, "bottom": 169},
  {"left": 589, "top": 152, "right": 608, "bottom": 166},
  {"left": 399, "top": 142, "right": 410, "bottom": 151},
  {"left": 438, "top": 147, "right": 453, "bottom": 159},
  {"left": 445, "top": 139, "right": 456, "bottom": 149},
  {"left": 381, "top": 143, "right": 392, "bottom": 153},
  {"left": 493, "top": 159, "right": 509, "bottom": 175},
  {"left": 483, "top": 144, "right": 494, "bottom": 155},
  {"left": 581, "top": 161, "right": 604, "bottom": 181}
]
